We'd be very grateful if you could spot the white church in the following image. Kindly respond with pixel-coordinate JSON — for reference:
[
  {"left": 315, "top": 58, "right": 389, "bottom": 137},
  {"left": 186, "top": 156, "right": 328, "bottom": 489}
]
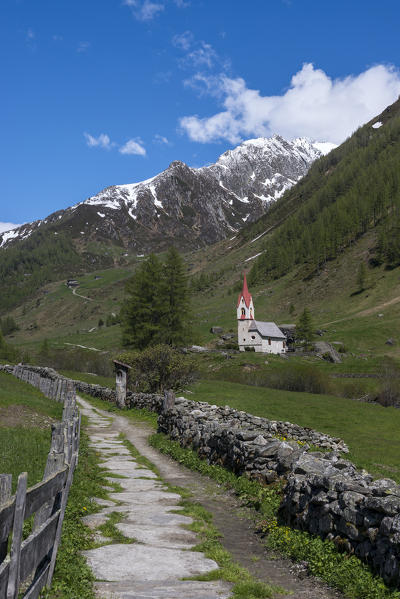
[{"left": 237, "top": 274, "right": 287, "bottom": 354}]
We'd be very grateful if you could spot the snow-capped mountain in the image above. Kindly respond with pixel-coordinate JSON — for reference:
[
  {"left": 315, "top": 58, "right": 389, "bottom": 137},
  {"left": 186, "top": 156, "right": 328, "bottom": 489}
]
[
  {"left": 204, "top": 135, "right": 333, "bottom": 205},
  {"left": 0, "top": 135, "right": 334, "bottom": 254}
]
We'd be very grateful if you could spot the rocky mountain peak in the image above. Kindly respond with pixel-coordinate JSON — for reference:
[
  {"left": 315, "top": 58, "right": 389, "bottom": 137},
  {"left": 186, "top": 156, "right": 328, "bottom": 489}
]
[{"left": 0, "top": 134, "right": 333, "bottom": 254}]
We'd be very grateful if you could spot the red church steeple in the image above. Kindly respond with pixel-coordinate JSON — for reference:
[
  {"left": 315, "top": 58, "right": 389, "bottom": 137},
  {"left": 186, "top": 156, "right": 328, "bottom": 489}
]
[
  {"left": 237, "top": 273, "right": 254, "bottom": 320},
  {"left": 237, "top": 273, "right": 252, "bottom": 308}
]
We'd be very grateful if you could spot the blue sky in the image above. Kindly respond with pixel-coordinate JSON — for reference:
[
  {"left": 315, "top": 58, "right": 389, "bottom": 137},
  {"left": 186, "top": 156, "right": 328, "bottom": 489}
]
[{"left": 1, "top": 0, "right": 400, "bottom": 229}]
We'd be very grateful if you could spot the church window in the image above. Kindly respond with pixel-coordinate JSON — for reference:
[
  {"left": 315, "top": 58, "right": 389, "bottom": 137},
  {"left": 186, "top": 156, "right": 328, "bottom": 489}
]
[
  {"left": 241, "top": 308, "right": 245, "bottom": 316},
  {"left": 268, "top": 338, "right": 271, "bottom": 345},
  {"left": 251, "top": 335, "right": 255, "bottom": 339},
  {"left": 283, "top": 341, "right": 286, "bottom": 348}
]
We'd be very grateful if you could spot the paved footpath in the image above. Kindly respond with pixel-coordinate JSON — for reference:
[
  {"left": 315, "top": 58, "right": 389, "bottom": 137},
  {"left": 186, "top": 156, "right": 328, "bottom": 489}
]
[{"left": 78, "top": 397, "right": 232, "bottom": 599}]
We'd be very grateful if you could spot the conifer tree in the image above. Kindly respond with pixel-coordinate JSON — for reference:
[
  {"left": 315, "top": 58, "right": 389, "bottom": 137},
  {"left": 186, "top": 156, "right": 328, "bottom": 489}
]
[
  {"left": 121, "top": 253, "right": 166, "bottom": 349},
  {"left": 296, "top": 308, "right": 314, "bottom": 348},
  {"left": 162, "top": 246, "right": 191, "bottom": 346},
  {"left": 121, "top": 249, "right": 191, "bottom": 349}
]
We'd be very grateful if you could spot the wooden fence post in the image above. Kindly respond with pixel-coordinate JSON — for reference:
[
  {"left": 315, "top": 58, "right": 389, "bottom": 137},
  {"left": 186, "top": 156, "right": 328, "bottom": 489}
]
[
  {"left": 46, "top": 453, "right": 77, "bottom": 588},
  {"left": 0, "top": 474, "right": 12, "bottom": 563},
  {"left": 34, "top": 423, "right": 65, "bottom": 530},
  {"left": 7, "top": 472, "right": 28, "bottom": 599},
  {"left": 162, "top": 389, "right": 175, "bottom": 412}
]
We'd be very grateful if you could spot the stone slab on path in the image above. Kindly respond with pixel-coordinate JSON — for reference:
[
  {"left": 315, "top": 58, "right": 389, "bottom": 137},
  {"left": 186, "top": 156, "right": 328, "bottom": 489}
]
[
  {"left": 115, "top": 522, "right": 197, "bottom": 549},
  {"left": 94, "top": 579, "right": 232, "bottom": 599},
  {"left": 83, "top": 543, "right": 219, "bottom": 582}
]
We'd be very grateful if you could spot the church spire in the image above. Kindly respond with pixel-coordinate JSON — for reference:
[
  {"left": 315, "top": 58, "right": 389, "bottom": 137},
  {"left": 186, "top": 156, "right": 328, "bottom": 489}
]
[
  {"left": 237, "top": 273, "right": 252, "bottom": 308},
  {"left": 237, "top": 273, "right": 254, "bottom": 320}
]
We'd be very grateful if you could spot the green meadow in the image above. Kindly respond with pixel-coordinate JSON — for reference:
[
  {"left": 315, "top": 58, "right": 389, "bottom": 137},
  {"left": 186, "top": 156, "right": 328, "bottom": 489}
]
[
  {"left": 0, "top": 372, "right": 63, "bottom": 489},
  {"left": 188, "top": 379, "right": 400, "bottom": 483}
]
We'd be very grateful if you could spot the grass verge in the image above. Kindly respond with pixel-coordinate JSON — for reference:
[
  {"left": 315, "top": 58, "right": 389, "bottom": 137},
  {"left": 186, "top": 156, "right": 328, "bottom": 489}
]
[
  {"left": 121, "top": 432, "right": 280, "bottom": 598},
  {"left": 41, "top": 428, "right": 109, "bottom": 599},
  {"left": 179, "top": 500, "right": 282, "bottom": 599},
  {"left": 149, "top": 432, "right": 400, "bottom": 599}
]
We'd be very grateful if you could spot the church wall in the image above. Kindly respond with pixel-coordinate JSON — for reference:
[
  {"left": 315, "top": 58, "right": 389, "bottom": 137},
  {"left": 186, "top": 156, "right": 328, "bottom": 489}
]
[
  {"left": 261, "top": 337, "right": 286, "bottom": 354},
  {"left": 238, "top": 322, "right": 262, "bottom": 351}
]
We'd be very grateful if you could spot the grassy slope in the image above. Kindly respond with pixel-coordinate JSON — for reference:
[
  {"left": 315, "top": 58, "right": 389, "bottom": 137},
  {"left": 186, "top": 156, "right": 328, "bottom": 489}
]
[
  {"left": 0, "top": 372, "right": 63, "bottom": 488},
  {"left": 5, "top": 225, "right": 400, "bottom": 361}
]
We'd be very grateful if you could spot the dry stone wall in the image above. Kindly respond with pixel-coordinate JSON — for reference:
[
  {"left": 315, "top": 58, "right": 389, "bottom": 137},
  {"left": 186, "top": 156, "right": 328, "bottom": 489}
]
[{"left": 158, "top": 397, "right": 400, "bottom": 587}]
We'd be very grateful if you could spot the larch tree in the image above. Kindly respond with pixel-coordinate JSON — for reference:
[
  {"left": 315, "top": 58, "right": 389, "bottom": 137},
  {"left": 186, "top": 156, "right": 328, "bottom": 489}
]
[
  {"left": 162, "top": 246, "right": 191, "bottom": 346},
  {"left": 296, "top": 308, "right": 315, "bottom": 349},
  {"left": 121, "top": 253, "right": 167, "bottom": 349},
  {"left": 121, "top": 248, "right": 191, "bottom": 349}
]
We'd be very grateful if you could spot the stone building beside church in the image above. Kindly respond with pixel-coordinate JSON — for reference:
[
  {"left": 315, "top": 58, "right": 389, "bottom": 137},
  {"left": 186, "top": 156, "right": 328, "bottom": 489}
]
[{"left": 237, "top": 274, "right": 287, "bottom": 353}]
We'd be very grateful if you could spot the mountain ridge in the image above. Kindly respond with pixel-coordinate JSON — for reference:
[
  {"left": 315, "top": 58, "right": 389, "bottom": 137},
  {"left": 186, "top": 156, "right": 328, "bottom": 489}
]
[{"left": 0, "top": 135, "right": 329, "bottom": 253}]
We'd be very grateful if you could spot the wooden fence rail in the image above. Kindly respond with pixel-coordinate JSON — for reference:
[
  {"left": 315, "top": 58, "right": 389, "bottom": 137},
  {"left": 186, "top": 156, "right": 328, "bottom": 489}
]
[{"left": 0, "top": 375, "right": 80, "bottom": 599}]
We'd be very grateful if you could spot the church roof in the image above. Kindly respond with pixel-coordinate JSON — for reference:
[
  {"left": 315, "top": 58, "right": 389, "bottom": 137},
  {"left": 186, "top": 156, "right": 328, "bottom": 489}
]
[
  {"left": 249, "top": 320, "right": 286, "bottom": 339},
  {"left": 237, "top": 273, "right": 252, "bottom": 308}
]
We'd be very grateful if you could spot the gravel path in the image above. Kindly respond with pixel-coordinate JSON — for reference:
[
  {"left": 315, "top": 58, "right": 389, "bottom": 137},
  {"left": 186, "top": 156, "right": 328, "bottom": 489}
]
[{"left": 78, "top": 396, "right": 344, "bottom": 599}]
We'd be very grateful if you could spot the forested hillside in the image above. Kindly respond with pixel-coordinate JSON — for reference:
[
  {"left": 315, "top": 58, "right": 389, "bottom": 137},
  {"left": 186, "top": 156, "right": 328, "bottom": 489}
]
[
  {"left": 0, "top": 229, "right": 111, "bottom": 312},
  {"left": 248, "top": 97, "right": 400, "bottom": 284}
]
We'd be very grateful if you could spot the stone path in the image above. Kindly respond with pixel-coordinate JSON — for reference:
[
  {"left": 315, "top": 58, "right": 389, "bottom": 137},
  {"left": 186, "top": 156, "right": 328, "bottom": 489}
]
[{"left": 78, "top": 397, "right": 232, "bottom": 599}]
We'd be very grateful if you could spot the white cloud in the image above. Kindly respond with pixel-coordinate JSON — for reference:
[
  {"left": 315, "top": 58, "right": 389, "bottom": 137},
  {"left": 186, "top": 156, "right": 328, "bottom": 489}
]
[
  {"left": 119, "top": 139, "right": 146, "bottom": 155},
  {"left": 123, "top": 0, "right": 164, "bottom": 21},
  {"left": 77, "top": 41, "right": 90, "bottom": 53},
  {"left": 84, "top": 133, "right": 146, "bottom": 156},
  {"left": 0, "top": 222, "right": 21, "bottom": 234},
  {"left": 154, "top": 134, "right": 170, "bottom": 145},
  {"left": 172, "top": 30, "right": 193, "bottom": 51},
  {"left": 174, "top": 33, "right": 228, "bottom": 72},
  {"left": 84, "top": 133, "right": 113, "bottom": 149},
  {"left": 153, "top": 70, "right": 172, "bottom": 84},
  {"left": 180, "top": 63, "right": 400, "bottom": 145},
  {"left": 185, "top": 42, "right": 217, "bottom": 69}
]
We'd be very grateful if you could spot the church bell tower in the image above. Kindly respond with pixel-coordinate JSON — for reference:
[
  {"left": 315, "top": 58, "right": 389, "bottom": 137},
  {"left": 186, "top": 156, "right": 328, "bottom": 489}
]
[{"left": 237, "top": 273, "right": 254, "bottom": 349}]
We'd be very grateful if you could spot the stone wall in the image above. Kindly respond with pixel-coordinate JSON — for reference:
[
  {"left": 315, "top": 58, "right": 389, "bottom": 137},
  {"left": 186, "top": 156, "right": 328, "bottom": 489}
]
[
  {"left": 281, "top": 458, "right": 400, "bottom": 586},
  {"left": 158, "top": 397, "right": 400, "bottom": 587}
]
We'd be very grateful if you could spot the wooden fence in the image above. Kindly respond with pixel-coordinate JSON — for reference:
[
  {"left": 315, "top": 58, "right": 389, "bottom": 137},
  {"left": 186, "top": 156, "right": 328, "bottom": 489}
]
[
  {"left": 0, "top": 378, "right": 80, "bottom": 599},
  {"left": 11, "top": 366, "right": 71, "bottom": 402}
]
